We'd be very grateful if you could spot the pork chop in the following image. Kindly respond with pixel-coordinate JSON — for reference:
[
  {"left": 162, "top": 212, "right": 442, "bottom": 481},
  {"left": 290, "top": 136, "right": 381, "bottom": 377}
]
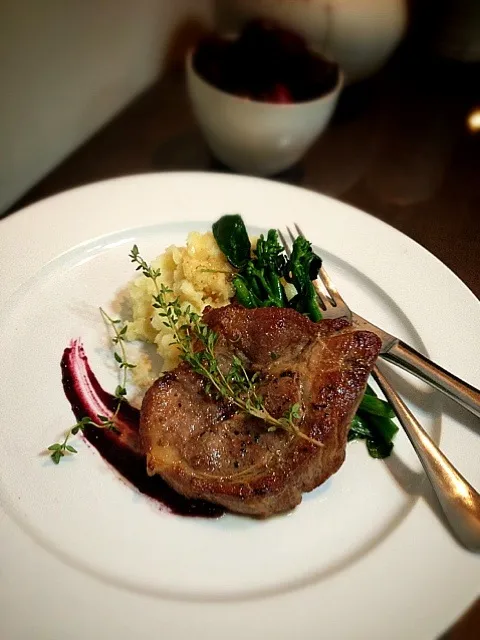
[{"left": 140, "top": 304, "right": 381, "bottom": 516}]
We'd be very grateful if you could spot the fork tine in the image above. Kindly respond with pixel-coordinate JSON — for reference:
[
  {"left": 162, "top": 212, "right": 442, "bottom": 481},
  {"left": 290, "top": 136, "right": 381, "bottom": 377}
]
[
  {"left": 293, "top": 222, "right": 303, "bottom": 237},
  {"left": 313, "top": 282, "right": 328, "bottom": 312},
  {"left": 294, "top": 222, "right": 350, "bottom": 312},
  {"left": 287, "top": 226, "right": 296, "bottom": 245},
  {"left": 294, "top": 222, "right": 335, "bottom": 306},
  {"left": 317, "top": 267, "right": 349, "bottom": 310},
  {"left": 278, "top": 226, "right": 328, "bottom": 312},
  {"left": 277, "top": 229, "right": 291, "bottom": 258},
  {"left": 318, "top": 268, "right": 341, "bottom": 303}
]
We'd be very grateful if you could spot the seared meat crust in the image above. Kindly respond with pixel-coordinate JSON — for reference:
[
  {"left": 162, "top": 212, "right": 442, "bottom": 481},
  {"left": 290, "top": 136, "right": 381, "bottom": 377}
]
[{"left": 140, "top": 305, "right": 381, "bottom": 516}]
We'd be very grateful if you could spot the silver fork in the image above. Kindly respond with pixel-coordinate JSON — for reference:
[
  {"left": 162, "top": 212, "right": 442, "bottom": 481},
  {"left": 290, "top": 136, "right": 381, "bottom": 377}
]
[
  {"left": 279, "top": 225, "right": 480, "bottom": 551},
  {"left": 282, "top": 226, "right": 480, "bottom": 420}
]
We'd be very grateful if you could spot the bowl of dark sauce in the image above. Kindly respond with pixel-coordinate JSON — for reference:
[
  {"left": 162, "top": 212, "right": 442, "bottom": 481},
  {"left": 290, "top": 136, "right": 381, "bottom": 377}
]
[{"left": 186, "top": 20, "right": 343, "bottom": 176}]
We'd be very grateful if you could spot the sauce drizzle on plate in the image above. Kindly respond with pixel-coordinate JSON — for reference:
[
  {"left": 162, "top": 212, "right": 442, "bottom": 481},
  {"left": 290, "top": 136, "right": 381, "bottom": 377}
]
[{"left": 61, "top": 340, "right": 224, "bottom": 518}]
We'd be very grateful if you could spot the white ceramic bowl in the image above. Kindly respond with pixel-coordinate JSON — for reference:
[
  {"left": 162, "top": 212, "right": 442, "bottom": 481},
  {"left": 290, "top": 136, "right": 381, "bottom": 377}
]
[
  {"left": 222, "top": 0, "right": 407, "bottom": 83},
  {"left": 186, "top": 48, "right": 343, "bottom": 176}
]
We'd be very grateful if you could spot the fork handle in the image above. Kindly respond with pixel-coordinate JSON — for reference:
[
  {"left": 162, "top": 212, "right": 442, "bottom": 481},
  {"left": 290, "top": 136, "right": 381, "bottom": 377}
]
[
  {"left": 372, "top": 366, "right": 480, "bottom": 551},
  {"left": 383, "top": 341, "right": 480, "bottom": 419}
]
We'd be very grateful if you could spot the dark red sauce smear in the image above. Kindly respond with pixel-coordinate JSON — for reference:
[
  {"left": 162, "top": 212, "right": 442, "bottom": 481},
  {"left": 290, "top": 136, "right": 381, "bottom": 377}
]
[{"left": 61, "top": 341, "right": 224, "bottom": 518}]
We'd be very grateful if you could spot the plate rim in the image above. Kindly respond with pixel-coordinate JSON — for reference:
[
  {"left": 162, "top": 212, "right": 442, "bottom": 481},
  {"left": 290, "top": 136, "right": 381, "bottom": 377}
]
[{"left": 0, "top": 171, "right": 479, "bottom": 640}]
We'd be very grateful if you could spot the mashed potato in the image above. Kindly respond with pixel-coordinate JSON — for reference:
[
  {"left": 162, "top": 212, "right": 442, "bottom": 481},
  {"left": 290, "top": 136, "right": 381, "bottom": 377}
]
[{"left": 124, "top": 231, "right": 235, "bottom": 380}]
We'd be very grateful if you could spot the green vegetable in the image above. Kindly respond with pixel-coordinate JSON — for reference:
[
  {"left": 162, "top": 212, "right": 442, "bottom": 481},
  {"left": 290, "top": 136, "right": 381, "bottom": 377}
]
[
  {"left": 349, "top": 382, "right": 398, "bottom": 459},
  {"left": 212, "top": 214, "right": 322, "bottom": 320},
  {"left": 368, "top": 414, "right": 399, "bottom": 443},
  {"left": 232, "top": 274, "right": 260, "bottom": 308},
  {"left": 212, "top": 214, "right": 251, "bottom": 269},
  {"left": 222, "top": 225, "right": 288, "bottom": 309},
  {"left": 358, "top": 394, "right": 395, "bottom": 418},
  {"left": 241, "top": 230, "right": 287, "bottom": 308},
  {"left": 284, "top": 236, "right": 323, "bottom": 322},
  {"left": 366, "top": 438, "right": 394, "bottom": 459},
  {"left": 348, "top": 412, "right": 397, "bottom": 459},
  {"left": 348, "top": 414, "right": 372, "bottom": 441}
]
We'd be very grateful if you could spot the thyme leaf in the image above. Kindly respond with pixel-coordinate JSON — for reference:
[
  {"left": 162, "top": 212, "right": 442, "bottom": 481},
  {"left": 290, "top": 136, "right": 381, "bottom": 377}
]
[{"left": 129, "top": 247, "right": 321, "bottom": 446}]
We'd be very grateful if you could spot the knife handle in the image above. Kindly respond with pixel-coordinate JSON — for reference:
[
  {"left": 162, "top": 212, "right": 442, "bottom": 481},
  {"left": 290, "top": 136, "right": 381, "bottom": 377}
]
[
  {"left": 383, "top": 341, "right": 480, "bottom": 419},
  {"left": 372, "top": 366, "right": 480, "bottom": 552}
]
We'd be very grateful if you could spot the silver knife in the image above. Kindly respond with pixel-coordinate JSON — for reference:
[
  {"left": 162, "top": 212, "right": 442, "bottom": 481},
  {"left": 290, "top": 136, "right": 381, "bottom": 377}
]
[{"left": 352, "top": 311, "right": 480, "bottom": 419}]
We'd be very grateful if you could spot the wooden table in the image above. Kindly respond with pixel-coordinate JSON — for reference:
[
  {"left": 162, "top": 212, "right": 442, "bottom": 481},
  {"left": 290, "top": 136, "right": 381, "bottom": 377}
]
[{"left": 6, "top": 40, "right": 480, "bottom": 638}]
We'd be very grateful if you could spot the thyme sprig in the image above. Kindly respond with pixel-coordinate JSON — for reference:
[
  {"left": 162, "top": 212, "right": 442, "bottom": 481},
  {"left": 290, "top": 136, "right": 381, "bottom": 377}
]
[
  {"left": 129, "top": 245, "right": 320, "bottom": 446},
  {"left": 47, "top": 309, "right": 135, "bottom": 464}
]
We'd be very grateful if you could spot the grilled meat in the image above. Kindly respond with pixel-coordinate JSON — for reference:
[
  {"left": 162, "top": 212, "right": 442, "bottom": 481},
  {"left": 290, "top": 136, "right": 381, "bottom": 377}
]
[{"left": 140, "top": 304, "right": 381, "bottom": 516}]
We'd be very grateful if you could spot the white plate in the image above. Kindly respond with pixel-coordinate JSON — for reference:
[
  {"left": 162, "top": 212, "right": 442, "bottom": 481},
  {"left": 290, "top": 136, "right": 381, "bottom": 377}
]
[{"left": 0, "top": 172, "right": 478, "bottom": 640}]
